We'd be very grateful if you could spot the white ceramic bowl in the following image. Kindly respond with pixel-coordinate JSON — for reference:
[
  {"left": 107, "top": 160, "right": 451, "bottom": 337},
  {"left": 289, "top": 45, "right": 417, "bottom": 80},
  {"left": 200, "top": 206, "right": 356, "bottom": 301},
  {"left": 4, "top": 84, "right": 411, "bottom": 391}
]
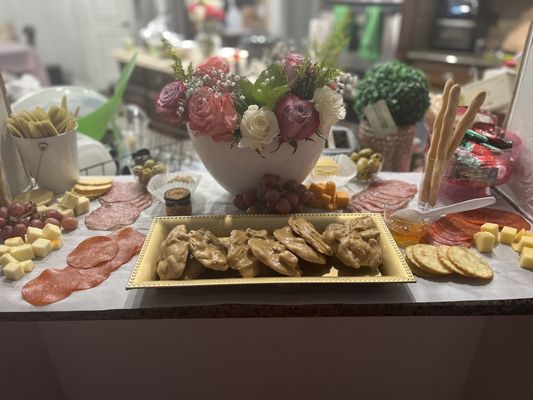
[
  {"left": 306, "top": 154, "right": 357, "bottom": 188},
  {"left": 147, "top": 172, "right": 202, "bottom": 204}
]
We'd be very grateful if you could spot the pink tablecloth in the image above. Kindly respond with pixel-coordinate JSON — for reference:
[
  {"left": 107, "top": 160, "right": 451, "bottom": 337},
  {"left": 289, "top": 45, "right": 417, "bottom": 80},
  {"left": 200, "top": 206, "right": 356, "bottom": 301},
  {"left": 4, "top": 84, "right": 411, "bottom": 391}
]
[{"left": 0, "top": 41, "right": 50, "bottom": 85}]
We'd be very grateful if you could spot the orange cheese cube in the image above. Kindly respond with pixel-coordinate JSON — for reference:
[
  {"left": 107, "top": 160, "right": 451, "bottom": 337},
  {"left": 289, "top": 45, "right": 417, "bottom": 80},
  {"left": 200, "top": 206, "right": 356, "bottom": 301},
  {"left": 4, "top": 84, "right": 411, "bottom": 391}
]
[
  {"left": 336, "top": 191, "right": 350, "bottom": 208},
  {"left": 310, "top": 198, "right": 321, "bottom": 209},
  {"left": 326, "top": 202, "right": 337, "bottom": 211},
  {"left": 325, "top": 181, "right": 336, "bottom": 196},
  {"left": 319, "top": 193, "right": 332, "bottom": 208},
  {"left": 317, "top": 183, "right": 327, "bottom": 191},
  {"left": 308, "top": 183, "right": 324, "bottom": 196}
]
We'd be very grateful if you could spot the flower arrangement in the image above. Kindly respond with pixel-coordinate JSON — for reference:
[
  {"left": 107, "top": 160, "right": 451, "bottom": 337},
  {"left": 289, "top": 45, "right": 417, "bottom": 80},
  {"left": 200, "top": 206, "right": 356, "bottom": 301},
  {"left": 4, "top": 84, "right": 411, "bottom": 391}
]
[
  {"left": 155, "top": 45, "right": 346, "bottom": 156},
  {"left": 186, "top": 0, "right": 225, "bottom": 24}
]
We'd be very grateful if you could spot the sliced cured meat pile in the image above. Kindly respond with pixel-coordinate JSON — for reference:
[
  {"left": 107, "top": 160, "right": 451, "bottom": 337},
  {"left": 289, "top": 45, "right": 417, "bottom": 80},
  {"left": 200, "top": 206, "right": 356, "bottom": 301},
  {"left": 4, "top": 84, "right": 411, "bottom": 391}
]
[
  {"left": 85, "top": 181, "right": 151, "bottom": 230},
  {"left": 349, "top": 179, "right": 417, "bottom": 213},
  {"left": 423, "top": 208, "right": 531, "bottom": 247},
  {"left": 21, "top": 228, "right": 145, "bottom": 306}
]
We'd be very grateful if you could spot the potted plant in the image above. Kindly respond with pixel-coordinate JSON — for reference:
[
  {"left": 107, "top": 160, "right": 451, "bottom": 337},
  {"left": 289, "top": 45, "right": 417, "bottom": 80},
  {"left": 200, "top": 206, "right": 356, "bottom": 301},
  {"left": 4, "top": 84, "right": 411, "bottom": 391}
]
[
  {"left": 354, "top": 61, "right": 430, "bottom": 171},
  {"left": 154, "top": 47, "right": 346, "bottom": 194}
]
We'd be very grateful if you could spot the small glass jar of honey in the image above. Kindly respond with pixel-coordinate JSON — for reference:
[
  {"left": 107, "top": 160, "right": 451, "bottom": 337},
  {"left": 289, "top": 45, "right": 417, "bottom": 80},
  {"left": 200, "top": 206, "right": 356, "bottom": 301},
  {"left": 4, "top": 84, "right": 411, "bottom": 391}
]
[
  {"left": 164, "top": 188, "right": 192, "bottom": 216},
  {"left": 384, "top": 211, "right": 427, "bottom": 248}
]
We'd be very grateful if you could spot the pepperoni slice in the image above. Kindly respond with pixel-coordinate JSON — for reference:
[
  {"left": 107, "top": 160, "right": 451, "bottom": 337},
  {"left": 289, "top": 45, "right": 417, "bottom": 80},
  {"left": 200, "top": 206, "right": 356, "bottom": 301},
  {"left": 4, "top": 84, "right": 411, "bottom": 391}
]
[
  {"left": 22, "top": 268, "right": 82, "bottom": 306},
  {"left": 461, "top": 208, "right": 531, "bottom": 231},
  {"left": 65, "top": 265, "right": 110, "bottom": 291},
  {"left": 67, "top": 236, "right": 118, "bottom": 269}
]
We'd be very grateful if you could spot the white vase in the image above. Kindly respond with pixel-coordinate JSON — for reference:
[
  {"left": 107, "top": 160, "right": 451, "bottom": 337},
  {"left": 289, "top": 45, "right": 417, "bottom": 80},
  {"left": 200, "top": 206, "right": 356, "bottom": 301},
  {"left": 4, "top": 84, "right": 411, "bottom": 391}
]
[{"left": 188, "top": 128, "right": 325, "bottom": 194}]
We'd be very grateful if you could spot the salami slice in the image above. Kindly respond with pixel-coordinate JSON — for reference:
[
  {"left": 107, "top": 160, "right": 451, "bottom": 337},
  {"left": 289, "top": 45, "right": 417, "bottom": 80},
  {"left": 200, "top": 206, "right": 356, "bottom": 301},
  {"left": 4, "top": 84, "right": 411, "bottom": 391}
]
[
  {"left": 461, "top": 208, "right": 531, "bottom": 231},
  {"left": 67, "top": 236, "right": 118, "bottom": 269},
  {"left": 22, "top": 268, "right": 82, "bottom": 306},
  {"left": 85, "top": 203, "right": 141, "bottom": 231},
  {"left": 100, "top": 181, "right": 147, "bottom": 203},
  {"left": 65, "top": 265, "right": 110, "bottom": 291}
]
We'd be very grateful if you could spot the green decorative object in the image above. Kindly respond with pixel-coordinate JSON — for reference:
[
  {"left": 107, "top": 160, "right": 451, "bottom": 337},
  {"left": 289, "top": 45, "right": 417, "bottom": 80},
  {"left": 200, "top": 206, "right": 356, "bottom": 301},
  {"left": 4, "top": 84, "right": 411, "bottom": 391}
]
[
  {"left": 77, "top": 53, "right": 138, "bottom": 141},
  {"left": 354, "top": 61, "right": 430, "bottom": 127},
  {"left": 357, "top": 6, "right": 382, "bottom": 62}
]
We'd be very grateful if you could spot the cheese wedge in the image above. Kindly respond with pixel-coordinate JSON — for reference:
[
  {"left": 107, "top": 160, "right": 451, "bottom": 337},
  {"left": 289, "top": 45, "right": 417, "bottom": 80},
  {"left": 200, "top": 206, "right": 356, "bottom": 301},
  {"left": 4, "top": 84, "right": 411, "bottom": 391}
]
[
  {"left": 3, "top": 262, "right": 24, "bottom": 280},
  {"left": 500, "top": 226, "right": 517, "bottom": 245},
  {"left": 10, "top": 244, "right": 35, "bottom": 261},
  {"left": 32, "top": 238, "right": 52, "bottom": 258}
]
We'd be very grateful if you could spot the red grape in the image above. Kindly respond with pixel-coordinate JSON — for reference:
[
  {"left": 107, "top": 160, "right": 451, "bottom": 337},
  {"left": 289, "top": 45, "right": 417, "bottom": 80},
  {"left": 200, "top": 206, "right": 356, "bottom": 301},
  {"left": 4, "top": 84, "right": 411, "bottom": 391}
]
[
  {"left": 29, "top": 219, "right": 44, "bottom": 229},
  {"left": 46, "top": 210, "right": 64, "bottom": 222},
  {"left": 286, "top": 192, "right": 300, "bottom": 208},
  {"left": 61, "top": 217, "right": 78, "bottom": 231},
  {"left": 246, "top": 206, "right": 259, "bottom": 214},
  {"left": 1, "top": 225, "right": 14, "bottom": 240},
  {"left": 0, "top": 217, "right": 6, "bottom": 229},
  {"left": 44, "top": 218, "right": 61, "bottom": 227},
  {"left": 242, "top": 190, "right": 257, "bottom": 207},
  {"left": 283, "top": 179, "right": 299, "bottom": 192},
  {"left": 0, "top": 207, "right": 7, "bottom": 218},
  {"left": 233, "top": 194, "right": 246, "bottom": 210},
  {"left": 296, "top": 184, "right": 306, "bottom": 193},
  {"left": 266, "top": 201, "right": 277, "bottom": 213},
  {"left": 13, "top": 224, "right": 27, "bottom": 238},
  {"left": 275, "top": 198, "right": 291, "bottom": 214},
  {"left": 256, "top": 185, "right": 267, "bottom": 201},
  {"left": 293, "top": 204, "right": 304, "bottom": 213},
  {"left": 8, "top": 203, "right": 25, "bottom": 218},
  {"left": 301, "top": 191, "right": 315, "bottom": 206},
  {"left": 265, "top": 189, "right": 281, "bottom": 203},
  {"left": 259, "top": 173, "right": 276, "bottom": 187}
]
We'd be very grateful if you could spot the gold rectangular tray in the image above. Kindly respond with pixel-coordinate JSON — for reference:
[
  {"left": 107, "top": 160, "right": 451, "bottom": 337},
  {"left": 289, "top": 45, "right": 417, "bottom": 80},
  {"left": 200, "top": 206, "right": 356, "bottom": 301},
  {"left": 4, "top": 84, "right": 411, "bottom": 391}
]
[{"left": 127, "top": 213, "right": 415, "bottom": 289}]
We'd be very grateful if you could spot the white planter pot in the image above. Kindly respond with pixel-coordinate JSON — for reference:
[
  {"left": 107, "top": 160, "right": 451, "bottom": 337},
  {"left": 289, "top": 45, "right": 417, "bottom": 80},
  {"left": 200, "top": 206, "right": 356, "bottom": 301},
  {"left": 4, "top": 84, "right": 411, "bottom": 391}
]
[{"left": 189, "top": 128, "right": 325, "bottom": 194}]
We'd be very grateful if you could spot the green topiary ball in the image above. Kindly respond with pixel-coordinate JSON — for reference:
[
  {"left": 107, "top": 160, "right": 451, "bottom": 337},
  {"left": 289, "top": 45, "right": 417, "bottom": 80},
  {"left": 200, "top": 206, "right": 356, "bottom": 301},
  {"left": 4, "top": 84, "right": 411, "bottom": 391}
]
[{"left": 354, "top": 61, "right": 430, "bottom": 127}]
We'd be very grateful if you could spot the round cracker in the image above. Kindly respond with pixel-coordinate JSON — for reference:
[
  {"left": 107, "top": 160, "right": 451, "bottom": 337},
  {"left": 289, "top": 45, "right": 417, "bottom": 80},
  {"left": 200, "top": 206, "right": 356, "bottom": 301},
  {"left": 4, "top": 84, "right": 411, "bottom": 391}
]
[
  {"left": 436, "top": 245, "right": 466, "bottom": 275},
  {"left": 446, "top": 246, "right": 493, "bottom": 280},
  {"left": 77, "top": 177, "right": 113, "bottom": 186},
  {"left": 405, "top": 246, "right": 438, "bottom": 278},
  {"left": 14, "top": 188, "right": 54, "bottom": 206},
  {"left": 412, "top": 244, "right": 452, "bottom": 275}
]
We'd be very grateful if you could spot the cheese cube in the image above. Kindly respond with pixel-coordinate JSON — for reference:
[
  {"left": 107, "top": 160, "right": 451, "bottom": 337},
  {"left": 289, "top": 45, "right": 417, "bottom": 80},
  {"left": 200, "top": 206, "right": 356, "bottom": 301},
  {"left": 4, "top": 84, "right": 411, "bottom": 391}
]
[
  {"left": 474, "top": 231, "right": 495, "bottom": 253},
  {"left": 514, "top": 229, "right": 526, "bottom": 244},
  {"left": 26, "top": 227, "right": 44, "bottom": 244},
  {"left": 74, "top": 196, "right": 90, "bottom": 216},
  {"left": 32, "top": 238, "right": 52, "bottom": 258},
  {"left": 513, "top": 236, "right": 533, "bottom": 253},
  {"left": 0, "top": 244, "right": 10, "bottom": 255},
  {"left": 10, "top": 244, "right": 35, "bottom": 261},
  {"left": 50, "top": 238, "right": 63, "bottom": 250},
  {"left": 525, "top": 232, "right": 533, "bottom": 238},
  {"left": 36, "top": 205, "right": 48, "bottom": 215},
  {"left": 520, "top": 247, "right": 533, "bottom": 269},
  {"left": 0, "top": 253, "right": 18, "bottom": 267},
  {"left": 60, "top": 191, "right": 79, "bottom": 210},
  {"left": 49, "top": 204, "right": 74, "bottom": 219},
  {"left": 20, "top": 260, "right": 35, "bottom": 273},
  {"left": 4, "top": 237, "right": 24, "bottom": 247},
  {"left": 3, "top": 262, "right": 24, "bottom": 280},
  {"left": 500, "top": 226, "right": 517, "bottom": 245},
  {"left": 481, "top": 223, "right": 499, "bottom": 241},
  {"left": 42, "top": 223, "right": 61, "bottom": 241}
]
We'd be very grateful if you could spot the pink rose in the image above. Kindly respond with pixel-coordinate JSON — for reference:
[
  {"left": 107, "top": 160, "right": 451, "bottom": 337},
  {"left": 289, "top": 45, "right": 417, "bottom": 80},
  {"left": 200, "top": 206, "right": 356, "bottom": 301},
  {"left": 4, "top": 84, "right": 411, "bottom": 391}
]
[
  {"left": 188, "top": 86, "right": 238, "bottom": 142},
  {"left": 197, "top": 56, "right": 230, "bottom": 77},
  {"left": 275, "top": 93, "right": 320, "bottom": 142},
  {"left": 283, "top": 54, "right": 304, "bottom": 87},
  {"left": 154, "top": 80, "right": 187, "bottom": 123},
  {"left": 205, "top": 4, "right": 225, "bottom": 20}
]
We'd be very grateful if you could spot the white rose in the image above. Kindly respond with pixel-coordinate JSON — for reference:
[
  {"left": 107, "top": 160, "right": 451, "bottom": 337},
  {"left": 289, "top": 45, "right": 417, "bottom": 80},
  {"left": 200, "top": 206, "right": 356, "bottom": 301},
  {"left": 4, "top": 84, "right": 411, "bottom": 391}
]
[
  {"left": 312, "top": 86, "right": 346, "bottom": 132},
  {"left": 239, "top": 105, "right": 280, "bottom": 151}
]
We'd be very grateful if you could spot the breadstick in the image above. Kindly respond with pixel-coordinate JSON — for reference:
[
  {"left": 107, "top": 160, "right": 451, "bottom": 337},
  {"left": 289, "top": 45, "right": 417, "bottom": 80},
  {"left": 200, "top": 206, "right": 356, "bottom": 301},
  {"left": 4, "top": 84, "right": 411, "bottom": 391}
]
[
  {"left": 446, "top": 91, "right": 486, "bottom": 159},
  {"left": 419, "top": 80, "right": 454, "bottom": 204},
  {"left": 428, "top": 84, "right": 461, "bottom": 206}
]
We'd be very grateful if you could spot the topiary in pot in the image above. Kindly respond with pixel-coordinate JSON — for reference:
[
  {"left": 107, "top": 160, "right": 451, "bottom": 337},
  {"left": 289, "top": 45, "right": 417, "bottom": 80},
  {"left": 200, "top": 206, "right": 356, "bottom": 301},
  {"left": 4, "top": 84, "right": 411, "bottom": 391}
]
[
  {"left": 353, "top": 61, "right": 430, "bottom": 171},
  {"left": 354, "top": 60, "right": 430, "bottom": 127}
]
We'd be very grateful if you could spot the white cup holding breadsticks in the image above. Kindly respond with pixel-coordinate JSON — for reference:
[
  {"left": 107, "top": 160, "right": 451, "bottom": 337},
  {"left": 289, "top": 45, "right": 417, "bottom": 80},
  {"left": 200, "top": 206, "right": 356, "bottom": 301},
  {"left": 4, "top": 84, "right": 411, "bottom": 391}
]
[
  {"left": 7, "top": 96, "right": 80, "bottom": 194},
  {"left": 418, "top": 80, "right": 486, "bottom": 209}
]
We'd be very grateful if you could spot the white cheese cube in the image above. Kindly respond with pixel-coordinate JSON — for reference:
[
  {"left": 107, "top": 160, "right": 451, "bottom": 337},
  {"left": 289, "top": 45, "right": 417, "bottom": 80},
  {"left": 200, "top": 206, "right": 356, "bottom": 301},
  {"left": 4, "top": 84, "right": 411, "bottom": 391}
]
[
  {"left": 0, "top": 253, "right": 18, "bottom": 267},
  {"left": 32, "top": 238, "right": 52, "bottom": 258},
  {"left": 480, "top": 223, "right": 499, "bottom": 241},
  {"left": 50, "top": 238, "right": 63, "bottom": 250},
  {"left": 525, "top": 232, "right": 533, "bottom": 238},
  {"left": 520, "top": 247, "right": 533, "bottom": 269},
  {"left": 36, "top": 205, "right": 48, "bottom": 215},
  {"left": 49, "top": 204, "right": 74, "bottom": 219},
  {"left": 60, "top": 191, "right": 79, "bottom": 210},
  {"left": 42, "top": 223, "right": 61, "bottom": 241},
  {"left": 3, "top": 262, "right": 24, "bottom": 280},
  {"left": 20, "top": 260, "right": 35, "bottom": 273},
  {"left": 74, "top": 196, "right": 90, "bottom": 216},
  {"left": 514, "top": 236, "right": 533, "bottom": 253},
  {"left": 26, "top": 227, "right": 44, "bottom": 244},
  {"left": 10, "top": 244, "right": 35, "bottom": 261},
  {"left": 4, "top": 237, "right": 24, "bottom": 247},
  {"left": 500, "top": 226, "right": 517, "bottom": 245},
  {"left": 514, "top": 229, "right": 526, "bottom": 244},
  {"left": 474, "top": 231, "right": 495, "bottom": 253},
  {"left": 0, "top": 244, "right": 10, "bottom": 255}
]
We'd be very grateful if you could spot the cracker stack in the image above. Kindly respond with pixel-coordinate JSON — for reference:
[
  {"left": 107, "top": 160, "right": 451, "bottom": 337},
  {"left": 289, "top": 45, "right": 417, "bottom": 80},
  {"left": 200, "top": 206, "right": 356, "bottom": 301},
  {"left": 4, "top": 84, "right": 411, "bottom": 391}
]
[{"left": 72, "top": 177, "right": 113, "bottom": 200}]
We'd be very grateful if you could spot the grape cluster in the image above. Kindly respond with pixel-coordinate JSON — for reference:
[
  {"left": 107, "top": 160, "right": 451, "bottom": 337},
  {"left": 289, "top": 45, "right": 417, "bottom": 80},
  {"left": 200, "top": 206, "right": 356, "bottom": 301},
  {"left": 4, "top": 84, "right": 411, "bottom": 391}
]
[
  {"left": 0, "top": 202, "right": 78, "bottom": 240},
  {"left": 233, "top": 174, "right": 315, "bottom": 215}
]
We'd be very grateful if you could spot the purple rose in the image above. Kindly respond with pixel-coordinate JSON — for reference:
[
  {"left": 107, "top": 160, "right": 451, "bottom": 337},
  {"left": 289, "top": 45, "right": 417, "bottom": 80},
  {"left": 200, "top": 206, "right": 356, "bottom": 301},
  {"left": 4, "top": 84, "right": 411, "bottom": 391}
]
[
  {"left": 155, "top": 80, "right": 187, "bottom": 123},
  {"left": 283, "top": 53, "right": 304, "bottom": 87},
  {"left": 275, "top": 93, "right": 320, "bottom": 142}
]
